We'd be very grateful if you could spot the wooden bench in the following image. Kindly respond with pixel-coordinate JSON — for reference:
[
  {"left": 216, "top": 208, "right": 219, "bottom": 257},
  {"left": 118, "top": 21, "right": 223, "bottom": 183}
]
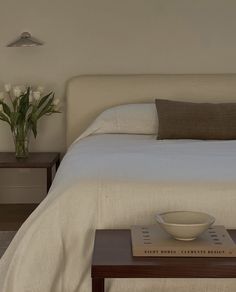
[{"left": 91, "top": 229, "right": 236, "bottom": 292}]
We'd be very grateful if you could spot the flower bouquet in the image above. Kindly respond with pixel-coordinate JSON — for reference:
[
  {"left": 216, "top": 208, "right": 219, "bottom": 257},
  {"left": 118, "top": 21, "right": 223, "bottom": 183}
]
[{"left": 0, "top": 84, "right": 60, "bottom": 158}]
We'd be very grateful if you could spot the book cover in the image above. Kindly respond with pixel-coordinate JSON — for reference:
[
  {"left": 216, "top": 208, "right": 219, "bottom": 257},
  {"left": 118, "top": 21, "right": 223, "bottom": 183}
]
[{"left": 131, "top": 225, "right": 236, "bottom": 257}]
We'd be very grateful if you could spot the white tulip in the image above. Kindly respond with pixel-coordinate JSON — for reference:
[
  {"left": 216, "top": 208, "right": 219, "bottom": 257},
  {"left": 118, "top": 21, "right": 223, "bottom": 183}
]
[
  {"left": 4, "top": 84, "right": 11, "bottom": 92},
  {"left": 13, "top": 86, "right": 22, "bottom": 98},
  {"left": 0, "top": 104, "right": 3, "bottom": 112},
  {"left": 0, "top": 92, "right": 4, "bottom": 101},
  {"left": 33, "top": 91, "right": 41, "bottom": 101},
  {"left": 37, "top": 86, "right": 45, "bottom": 93},
  {"left": 53, "top": 98, "right": 60, "bottom": 106}
]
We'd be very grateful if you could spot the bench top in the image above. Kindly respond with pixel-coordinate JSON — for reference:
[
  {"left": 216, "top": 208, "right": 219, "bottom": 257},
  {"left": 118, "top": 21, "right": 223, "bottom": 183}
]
[{"left": 92, "top": 229, "right": 236, "bottom": 278}]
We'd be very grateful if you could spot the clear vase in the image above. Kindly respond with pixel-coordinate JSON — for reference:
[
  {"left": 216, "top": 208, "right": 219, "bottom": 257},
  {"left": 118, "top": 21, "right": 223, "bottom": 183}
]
[{"left": 12, "top": 127, "right": 30, "bottom": 159}]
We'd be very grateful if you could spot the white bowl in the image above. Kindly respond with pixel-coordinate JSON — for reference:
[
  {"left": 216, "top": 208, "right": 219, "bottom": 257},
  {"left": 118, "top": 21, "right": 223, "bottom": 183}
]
[{"left": 156, "top": 211, "right": 215, "bottom": 241}]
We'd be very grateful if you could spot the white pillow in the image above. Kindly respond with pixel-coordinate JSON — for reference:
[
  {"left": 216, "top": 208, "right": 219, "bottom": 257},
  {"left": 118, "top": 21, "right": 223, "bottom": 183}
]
[{"left": 77, "top": 103, "right": 158, "bottom": 141}]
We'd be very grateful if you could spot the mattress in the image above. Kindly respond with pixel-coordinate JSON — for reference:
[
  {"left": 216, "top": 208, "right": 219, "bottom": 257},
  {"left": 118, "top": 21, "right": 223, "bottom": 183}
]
[{"left": 0, "top": 134, "right": 236, "bottom": 292}]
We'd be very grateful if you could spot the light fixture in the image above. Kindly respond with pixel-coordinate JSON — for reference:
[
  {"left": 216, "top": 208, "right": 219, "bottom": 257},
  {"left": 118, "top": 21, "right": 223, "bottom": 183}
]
[{"left": 7, "top": 32, "right": 43, "bottom": 47}]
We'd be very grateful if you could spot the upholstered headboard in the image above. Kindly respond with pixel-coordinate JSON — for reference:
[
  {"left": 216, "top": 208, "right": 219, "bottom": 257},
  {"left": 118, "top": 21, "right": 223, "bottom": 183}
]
[{"left": 66, "top": 74, "right": 236, "bottom": 147}]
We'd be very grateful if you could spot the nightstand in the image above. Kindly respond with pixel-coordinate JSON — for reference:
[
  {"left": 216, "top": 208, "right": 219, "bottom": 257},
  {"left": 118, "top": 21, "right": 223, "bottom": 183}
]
[
  {"left": 0, "top": 152, "right": 60, "bottom": 230},
  {"left": 0, "top": 152, "right": 60, "bottom": 192}
]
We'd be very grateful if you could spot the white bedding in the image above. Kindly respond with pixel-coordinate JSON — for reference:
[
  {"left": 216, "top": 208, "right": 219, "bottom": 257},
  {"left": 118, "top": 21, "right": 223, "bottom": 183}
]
[{"left": 1, "top": 134, "right": 236, "bottom": 292}]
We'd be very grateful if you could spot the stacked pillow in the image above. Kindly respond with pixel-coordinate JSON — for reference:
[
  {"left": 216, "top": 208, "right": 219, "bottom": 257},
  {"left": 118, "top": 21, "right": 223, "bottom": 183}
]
[
  {"left": 78, "top": 100, "right": 236, "bottom": 141},
  {"left": 78, "top": 103, "right": 158, "bottom": 141},
  {"left": 155, "top": 99, "right": 236, "bottom": 140}
]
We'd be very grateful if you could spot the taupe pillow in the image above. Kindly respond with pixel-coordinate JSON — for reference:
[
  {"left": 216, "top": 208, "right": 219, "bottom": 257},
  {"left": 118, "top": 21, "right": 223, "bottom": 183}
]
[{"left": 155, "top": 99, "right": 236, "bottom": 140}]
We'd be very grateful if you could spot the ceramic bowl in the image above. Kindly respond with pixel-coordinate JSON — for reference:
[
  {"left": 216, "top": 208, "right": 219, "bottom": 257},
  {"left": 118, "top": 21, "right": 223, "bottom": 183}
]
[{"left": 156, "top": 211, "right": 215, "bottom": 241}]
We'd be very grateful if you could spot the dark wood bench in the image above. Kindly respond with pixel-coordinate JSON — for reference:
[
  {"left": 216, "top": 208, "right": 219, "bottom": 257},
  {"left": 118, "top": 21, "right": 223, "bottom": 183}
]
[{"left": 91, "top": 229, "right": 236, "bottom": 292}]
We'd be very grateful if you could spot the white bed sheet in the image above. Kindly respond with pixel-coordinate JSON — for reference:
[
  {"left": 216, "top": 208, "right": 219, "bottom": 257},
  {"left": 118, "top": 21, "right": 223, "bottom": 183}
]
[{"left": 0, "top": 134, "right": 236, "bottom": 292}]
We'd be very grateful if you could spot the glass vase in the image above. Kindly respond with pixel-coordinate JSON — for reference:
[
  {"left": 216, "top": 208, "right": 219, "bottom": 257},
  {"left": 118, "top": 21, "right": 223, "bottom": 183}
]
[{"left": 12, "top": 127, "right": 30, "bottom": 159}]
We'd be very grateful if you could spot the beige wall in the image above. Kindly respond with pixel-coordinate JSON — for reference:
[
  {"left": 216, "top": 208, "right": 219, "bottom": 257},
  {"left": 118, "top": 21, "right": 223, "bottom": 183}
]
[{"left": 0, "top": 0, "right": 236, "bottom": 202}]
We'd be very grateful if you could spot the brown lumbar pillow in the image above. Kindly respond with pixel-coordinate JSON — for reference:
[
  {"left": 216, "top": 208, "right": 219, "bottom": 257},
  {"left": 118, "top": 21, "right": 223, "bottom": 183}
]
[{"left": 155, "top": 99, "right": 236, "bottom": 140}]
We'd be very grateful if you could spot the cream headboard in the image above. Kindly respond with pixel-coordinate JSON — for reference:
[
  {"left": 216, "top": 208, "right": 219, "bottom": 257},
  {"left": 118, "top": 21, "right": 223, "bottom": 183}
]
[{"left": 66, "top": 74, "right": 236, "bottom": 147}]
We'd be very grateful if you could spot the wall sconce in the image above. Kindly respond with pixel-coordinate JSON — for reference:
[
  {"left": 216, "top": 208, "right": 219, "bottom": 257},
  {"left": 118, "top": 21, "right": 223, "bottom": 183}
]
[{"left": 7, "top": 32, "right": 44, "bottom": 47}]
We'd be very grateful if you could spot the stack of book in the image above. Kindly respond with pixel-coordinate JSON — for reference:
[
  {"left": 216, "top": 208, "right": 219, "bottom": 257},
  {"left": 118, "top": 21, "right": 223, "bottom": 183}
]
[{"left": 131, "top": 225, "right": 236, "bottom": 257}]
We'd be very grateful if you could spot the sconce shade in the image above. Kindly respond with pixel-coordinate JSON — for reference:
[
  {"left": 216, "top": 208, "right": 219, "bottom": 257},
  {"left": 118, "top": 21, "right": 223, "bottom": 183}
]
[{"left": 7, "top": 32, "right": 43, "bottom": 47}]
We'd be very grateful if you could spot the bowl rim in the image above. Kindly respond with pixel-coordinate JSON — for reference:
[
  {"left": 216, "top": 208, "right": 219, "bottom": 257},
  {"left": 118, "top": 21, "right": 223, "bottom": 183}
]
[{"left": 156, "top": 211, "right": 215, "bottom": 227}]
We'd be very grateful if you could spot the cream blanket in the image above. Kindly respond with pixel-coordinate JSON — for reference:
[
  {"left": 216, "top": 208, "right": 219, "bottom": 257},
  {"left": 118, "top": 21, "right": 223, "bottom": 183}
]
[{"left": 0, "top": 134, "right": 236, "bottom": 292}]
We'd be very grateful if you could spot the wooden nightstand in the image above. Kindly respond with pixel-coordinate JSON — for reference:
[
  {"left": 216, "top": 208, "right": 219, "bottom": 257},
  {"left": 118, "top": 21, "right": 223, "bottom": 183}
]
[
  {"left": 0, "top": 152, "right": 60, "bottom": 192},
  {"left": 0, "top": 152, "right": 60, "bottom": 230}
]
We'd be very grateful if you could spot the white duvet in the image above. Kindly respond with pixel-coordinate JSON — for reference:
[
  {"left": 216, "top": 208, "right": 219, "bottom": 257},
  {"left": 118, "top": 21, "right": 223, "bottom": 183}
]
[{"left": 1, "top": 134, "right": 236, "bottom": 292}]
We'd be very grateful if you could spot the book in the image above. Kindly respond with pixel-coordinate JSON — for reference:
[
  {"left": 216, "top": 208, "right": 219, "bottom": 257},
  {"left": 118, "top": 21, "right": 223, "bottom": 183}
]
[{"left": 131, "top": 225, "right": 236, "bottom": 257}]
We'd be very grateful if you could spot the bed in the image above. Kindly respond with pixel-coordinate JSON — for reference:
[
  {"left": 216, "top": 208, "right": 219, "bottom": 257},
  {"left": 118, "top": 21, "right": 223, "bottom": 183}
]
[{"left": 1, "top": 74, "right": 236, "bottom": 292}]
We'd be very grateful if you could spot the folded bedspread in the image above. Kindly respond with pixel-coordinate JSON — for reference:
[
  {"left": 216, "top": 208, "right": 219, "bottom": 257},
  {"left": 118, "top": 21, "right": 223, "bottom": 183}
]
[{"left": 0, "top": 134, "right": 236, "bottom": 292}]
